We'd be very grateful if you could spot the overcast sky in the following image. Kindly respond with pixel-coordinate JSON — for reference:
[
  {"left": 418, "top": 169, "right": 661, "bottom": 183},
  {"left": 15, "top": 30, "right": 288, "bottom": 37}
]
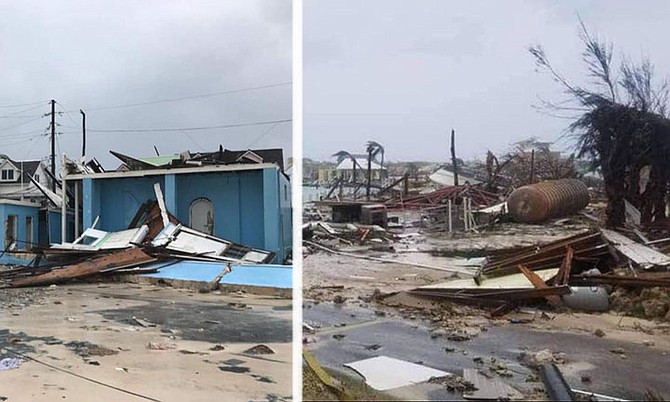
[
  {"left": 304, "top": 0, "right": 670, "bottom": 163},
  {"left": 0, "top": 0, "right": 291, "bottom": 169}
]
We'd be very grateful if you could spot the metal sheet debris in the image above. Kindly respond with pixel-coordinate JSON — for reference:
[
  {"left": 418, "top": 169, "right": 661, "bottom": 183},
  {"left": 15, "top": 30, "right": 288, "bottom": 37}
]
[
  {"left": 344, "top": 356, "right": 451, "bottom": 391},
  {"left": 601, "top": 228, "right": 670, "bottom": 269}
]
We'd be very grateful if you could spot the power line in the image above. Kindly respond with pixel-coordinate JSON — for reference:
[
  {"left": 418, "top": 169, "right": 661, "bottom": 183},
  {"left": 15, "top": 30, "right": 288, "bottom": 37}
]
[
  {"left": 0, "top": 115, "right": 46, "bottom": 133},
  {"left": 61, "top": 118, "right": 291, "bottom": 133},
  {"left": 0, "top": 103, "right": 48, "bottom": 118},
  {"left": 246, "top": 121, "right": 283, "bottom": 148},
  {"left": 180, "top": 129, "right": 206, "bottom": 151},
  {"left": 55, "top": 101, "right": 81, "bottom": 126},
  {"left": 4, "top": 348, "right": 162, "bottom": 401},
  {"left": 0, "top": 130, "right": 48, "bottom": 140},
  {"left": 68, "top": 81, "right": 292, "bottom": 112},
  {"left": 0, "top": 99, "right": 48, "bottom": 108}
]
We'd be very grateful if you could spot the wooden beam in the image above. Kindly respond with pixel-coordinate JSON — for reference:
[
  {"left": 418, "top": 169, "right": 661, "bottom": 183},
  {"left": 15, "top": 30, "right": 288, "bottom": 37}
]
[
  {"left": 518, "top": 264, "right": 563, "bottom": 306},
  {"left": 553, "top": 246, "right": 574, "bottom": 286},
  {"left": 12, "top": 248, "right": 155, "bottom": 287}
]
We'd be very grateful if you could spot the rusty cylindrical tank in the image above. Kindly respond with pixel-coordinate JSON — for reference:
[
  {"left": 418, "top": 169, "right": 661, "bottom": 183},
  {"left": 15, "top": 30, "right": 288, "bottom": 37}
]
[{"left": 506, "top": 179, "right": 589, "bottom": 224}]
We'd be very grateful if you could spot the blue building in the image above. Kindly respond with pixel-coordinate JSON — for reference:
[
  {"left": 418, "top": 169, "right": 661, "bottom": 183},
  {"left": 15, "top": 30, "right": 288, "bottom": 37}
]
[
  {"left": 63, "top": 163, "right": 292, "bottom": 263},
  {"left": 0, "top": 200, "right": 74, "bottom": 265}
]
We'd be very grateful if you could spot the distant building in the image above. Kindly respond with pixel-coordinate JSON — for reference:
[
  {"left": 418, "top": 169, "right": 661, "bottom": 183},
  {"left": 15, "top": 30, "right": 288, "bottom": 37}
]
[
  {"left": 0, "top": 156, "right": 53, "bottom": 202},
  {"left": 317, "top": 167, "right": 337, "bottom": 185},
  {"left": 335, "top": 155, "right": 387, "bottom": 182}
]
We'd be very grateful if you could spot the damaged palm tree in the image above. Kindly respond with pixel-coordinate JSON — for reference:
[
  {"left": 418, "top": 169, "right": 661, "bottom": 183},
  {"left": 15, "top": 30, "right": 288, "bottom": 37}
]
[{"left": 531, "top": 17, "right": 670, "bottom": 228}]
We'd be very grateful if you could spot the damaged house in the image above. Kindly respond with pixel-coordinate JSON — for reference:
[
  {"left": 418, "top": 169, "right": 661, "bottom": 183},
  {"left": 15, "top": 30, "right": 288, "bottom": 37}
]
[
  {"left": 0, "top": 156, "right": 71, "bottom": 263},
  {"left": 59, "top": 148, "right": 292, "bottom": 264}
]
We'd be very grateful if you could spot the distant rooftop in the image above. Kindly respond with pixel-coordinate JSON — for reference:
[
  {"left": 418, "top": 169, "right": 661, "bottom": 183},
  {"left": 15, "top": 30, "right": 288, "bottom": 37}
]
[{"left": 107, "top": 147, "right": 285, "bottom": 172}]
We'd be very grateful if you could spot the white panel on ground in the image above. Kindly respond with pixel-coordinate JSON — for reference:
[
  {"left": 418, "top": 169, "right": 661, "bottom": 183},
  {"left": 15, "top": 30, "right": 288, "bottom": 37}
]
[{"left": 344, "top": 356, "right": 450, "bottom": 391}]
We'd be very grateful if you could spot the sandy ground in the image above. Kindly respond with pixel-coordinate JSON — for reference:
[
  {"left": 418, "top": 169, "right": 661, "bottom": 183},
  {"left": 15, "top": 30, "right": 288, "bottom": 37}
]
[{"left": 0, "top": 283, "right": 292, "bottom": 402}]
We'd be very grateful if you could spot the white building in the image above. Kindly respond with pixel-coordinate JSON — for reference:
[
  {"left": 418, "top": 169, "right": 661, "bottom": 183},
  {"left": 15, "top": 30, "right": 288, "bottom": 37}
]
[
  {"left": 0, "top": 156, "right": 53, "bottom": 202},
  {"left": 335, "top": 156, "right": 387, "bottom": 183}
]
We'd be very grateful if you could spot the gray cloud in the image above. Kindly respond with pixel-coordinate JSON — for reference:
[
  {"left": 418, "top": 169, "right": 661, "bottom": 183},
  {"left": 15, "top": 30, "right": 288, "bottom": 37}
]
[
  {"left": 304, "top": 0, "right": 670, "bottom": 162},
  {"left": 0, "top": 0, "right": 291, "bottom": 169}
]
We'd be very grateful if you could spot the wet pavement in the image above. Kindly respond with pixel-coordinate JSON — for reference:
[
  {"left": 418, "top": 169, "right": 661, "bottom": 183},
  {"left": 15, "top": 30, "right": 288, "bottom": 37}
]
[
  {"left": 96, "top": 300, "right": 292, "bottom": 343},
  {"left": 304, "top": 301, "right": 670, "bottom": 400}
]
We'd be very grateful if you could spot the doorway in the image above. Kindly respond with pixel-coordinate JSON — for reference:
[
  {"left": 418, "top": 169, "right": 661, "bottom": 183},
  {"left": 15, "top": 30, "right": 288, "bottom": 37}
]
[
  {"left": 189, "top": 198, "right": 214, "bottom": 235},
  {"left": 5, "top": 215, "right": 17, "bottom": 250}
]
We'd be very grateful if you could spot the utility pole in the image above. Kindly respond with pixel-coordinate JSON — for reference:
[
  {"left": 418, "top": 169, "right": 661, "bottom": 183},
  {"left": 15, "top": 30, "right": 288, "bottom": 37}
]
[
  {"left": 450, "top": 128, "right": 459, "bottom": 186},
  {"left": 80, "top": 110, "right": 86, "bottom": 158},
  {"left": 50, "top": 99, "right": 56, "bottom": 192}
]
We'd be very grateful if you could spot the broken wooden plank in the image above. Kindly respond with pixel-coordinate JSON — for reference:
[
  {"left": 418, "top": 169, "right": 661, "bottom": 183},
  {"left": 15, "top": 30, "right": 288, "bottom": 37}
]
[
  {"left": 518, "top": 265, "right": 562, "bottom": 306},
  {"left": 557, "top": 246, "right": 574, "bottom": 286},
  {"left": 11, "top": 248, "right": 155, "bottom": 287}
]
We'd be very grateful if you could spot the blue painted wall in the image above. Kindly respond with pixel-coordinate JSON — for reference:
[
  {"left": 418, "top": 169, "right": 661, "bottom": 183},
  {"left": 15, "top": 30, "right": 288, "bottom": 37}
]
[
  {"left": 174, "top": 170, "right": 265, "bottom": 249},
  {"left": 96, "top": 176, "right": 164, "bottom": 232},
  {"left": 79, "top": 167, "right": 291, "bottom": 263},
  {"left": 47, "top": 210, "right": 75, "bottom": 244},
  {"left": 82, "top": 178, "right": 100, "bottom": 230},
  {"left": 0, "top": 203, "right": 39, "bottom": 251}
]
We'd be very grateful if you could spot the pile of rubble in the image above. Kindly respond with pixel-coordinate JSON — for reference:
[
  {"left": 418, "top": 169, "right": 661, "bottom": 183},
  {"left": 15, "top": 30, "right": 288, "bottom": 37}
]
[{"left": 405, "top": 225, "right": 670, "bottom": 319}]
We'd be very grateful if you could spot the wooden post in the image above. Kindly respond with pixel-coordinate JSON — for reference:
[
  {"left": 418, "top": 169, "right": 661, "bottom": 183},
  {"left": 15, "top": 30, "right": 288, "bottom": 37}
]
[
  {"left": 448, "top": 199, "right": 452, "bottom": 233},
  {"left": 51, "top": 100, "right": 56, "bottom": 192},
  {"left": 352, "top": 158, "right": 357, "bottom": 200},
  {"left": 463, "top": 197, "right": 468, "bottom": 231},
  {"left": 450, "top": 129, "right": 459, "bottom": 187},
  {"left": 61, "top": 154, "right": 67, "bottom": 242},
  {"left": 366, "top": 149, "right": 372, "bottom": 201},
  {"left": 74, "top": 181, "right": 79, "bottom": 238}
]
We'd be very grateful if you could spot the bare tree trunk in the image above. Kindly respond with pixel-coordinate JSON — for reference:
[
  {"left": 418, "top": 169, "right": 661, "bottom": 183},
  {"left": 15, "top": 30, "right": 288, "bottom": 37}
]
[{"left": 603, "top": 162, "right": 626, "bottom": 228}]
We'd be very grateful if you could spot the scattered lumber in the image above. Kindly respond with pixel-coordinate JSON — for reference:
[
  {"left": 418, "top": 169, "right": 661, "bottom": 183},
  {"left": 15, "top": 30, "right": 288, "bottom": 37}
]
[{"left": 11, "top": 248, "right": 155, "bottom": 288}]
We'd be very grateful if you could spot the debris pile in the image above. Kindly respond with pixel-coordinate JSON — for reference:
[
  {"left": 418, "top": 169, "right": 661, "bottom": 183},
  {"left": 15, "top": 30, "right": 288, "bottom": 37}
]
[
  {"left": 383, "top": 185, "right": 499, "bottom": 211},
  {"left": 404, "top": 225, "right": 670, "bottom": 318},
  {"left": 0, "top": 183, "right": 275, "bottom": 289}
]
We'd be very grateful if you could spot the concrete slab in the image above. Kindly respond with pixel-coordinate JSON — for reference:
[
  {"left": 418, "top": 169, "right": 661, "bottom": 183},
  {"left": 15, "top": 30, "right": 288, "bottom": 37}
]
[{"left": 143, "top": 261, "right": 292, "bottom": 289}]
